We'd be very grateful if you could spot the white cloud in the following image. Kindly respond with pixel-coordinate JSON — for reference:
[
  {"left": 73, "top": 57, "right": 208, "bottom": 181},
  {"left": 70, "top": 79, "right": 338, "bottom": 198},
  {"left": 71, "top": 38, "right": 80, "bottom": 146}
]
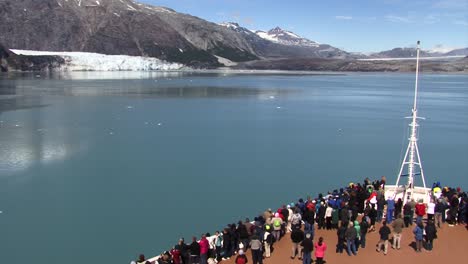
[
  {"left": 335, "top": 16, "right": 353, "bottom": 20},
  {"left": 385, "top": 15, "right": 412, "bottom": 23}
]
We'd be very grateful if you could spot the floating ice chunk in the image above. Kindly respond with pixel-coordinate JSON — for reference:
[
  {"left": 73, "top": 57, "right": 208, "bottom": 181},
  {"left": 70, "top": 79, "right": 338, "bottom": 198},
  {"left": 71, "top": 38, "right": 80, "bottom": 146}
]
[
  {"left": 0, "top": 211, "right": 2, "bottom": 214},
  {"left": 35, "top": 75, "right": 41, "bottom": 78},
  {"left": 269, "top": 96, "right": 275, "bottom": 99},
  {"left": 276, "top": 106, "right": 282, "bottom": 109},
  {"left": 15, "top": 124, "right": 20, "bottom": 127},
  {"left": 127, "top": 106, "right": 133, "bottom": 109},
  {"left": 157, "top": 123, "right": 162, "bottom": 126},
  {"left": 109, "top": 131, "right": 114, "bottom": 135},
  {"left": 144, "top": 122, "right": 149, "bottom": 125}
]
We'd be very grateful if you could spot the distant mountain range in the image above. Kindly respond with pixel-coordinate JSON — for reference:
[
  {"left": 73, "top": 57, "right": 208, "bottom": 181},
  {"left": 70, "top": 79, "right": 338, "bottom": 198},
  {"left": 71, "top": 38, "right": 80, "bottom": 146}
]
[
  {"left": 0, "top": 0, "right": 466, "bottom": 72},
  {"left": 370, "top": 47, "right": 468, "bottom": 58}
]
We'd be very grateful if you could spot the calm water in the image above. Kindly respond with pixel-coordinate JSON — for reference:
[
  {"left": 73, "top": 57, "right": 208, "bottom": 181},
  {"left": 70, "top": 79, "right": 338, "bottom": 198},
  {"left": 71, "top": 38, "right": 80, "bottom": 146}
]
[{"left": 0, "top": 71, "right": 467, "bottom": 264}]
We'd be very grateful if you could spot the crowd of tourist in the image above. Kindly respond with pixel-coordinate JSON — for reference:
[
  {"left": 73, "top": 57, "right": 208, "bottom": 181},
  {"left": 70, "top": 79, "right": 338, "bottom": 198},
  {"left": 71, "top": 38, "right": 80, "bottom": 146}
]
[{"left": 132, "top": 177, "right": 467, "bottom": 264}]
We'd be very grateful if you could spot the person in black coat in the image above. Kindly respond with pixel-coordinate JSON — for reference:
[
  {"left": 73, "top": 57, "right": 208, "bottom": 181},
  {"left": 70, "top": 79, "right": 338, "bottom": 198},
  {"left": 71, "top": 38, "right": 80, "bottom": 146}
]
[
  {"left": 290, "top": 228, "right": 304, "bottom": 259},
  {"left": 425, "top": 220, "right": 437, "bottom": 251},
  {"left": 301, "top": 233, "right": 314, "bottom": 264}
]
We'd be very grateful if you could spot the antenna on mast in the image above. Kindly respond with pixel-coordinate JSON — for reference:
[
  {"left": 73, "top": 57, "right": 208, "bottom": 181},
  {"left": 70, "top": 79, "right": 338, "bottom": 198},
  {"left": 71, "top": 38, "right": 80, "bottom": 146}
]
[{"left": 393, "top": 40, "right": 429, "bottom": 205}]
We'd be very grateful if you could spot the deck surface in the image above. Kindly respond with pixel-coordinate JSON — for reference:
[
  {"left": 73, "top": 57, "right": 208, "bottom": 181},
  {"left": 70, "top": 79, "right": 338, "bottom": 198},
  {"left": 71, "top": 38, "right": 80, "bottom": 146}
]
[{"left": 222, "top": 222, "right": 468, "bottom": 264}]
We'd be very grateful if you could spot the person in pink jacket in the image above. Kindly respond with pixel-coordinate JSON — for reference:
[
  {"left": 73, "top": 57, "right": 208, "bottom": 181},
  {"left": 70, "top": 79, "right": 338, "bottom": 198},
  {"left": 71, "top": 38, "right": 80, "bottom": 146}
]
[
  {"left": 314, "top": 237, "right": 327, "bottom": 264},
  {"left": 199, "top": 234, "right": 210, "bottom": 264}
]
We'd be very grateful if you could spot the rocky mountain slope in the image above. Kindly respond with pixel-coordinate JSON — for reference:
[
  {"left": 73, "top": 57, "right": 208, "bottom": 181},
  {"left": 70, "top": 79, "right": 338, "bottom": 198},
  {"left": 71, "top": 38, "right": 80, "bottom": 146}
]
[
  {"left": 0, "top": 0, "right": 465, "bottom": 72},
  {"left": 0, "top": 0, "right": 351, "bottom": 69}
]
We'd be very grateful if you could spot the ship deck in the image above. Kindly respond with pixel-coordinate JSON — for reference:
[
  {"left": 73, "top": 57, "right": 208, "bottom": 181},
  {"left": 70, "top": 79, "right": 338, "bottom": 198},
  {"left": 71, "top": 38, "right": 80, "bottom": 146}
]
[{"left": 221, "top": 221, "right": 467, "bottom": 264}]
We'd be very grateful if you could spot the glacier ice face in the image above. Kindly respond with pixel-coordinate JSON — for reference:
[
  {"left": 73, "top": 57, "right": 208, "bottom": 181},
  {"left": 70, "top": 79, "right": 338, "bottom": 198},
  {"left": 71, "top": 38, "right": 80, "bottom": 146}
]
[{"left": 10, "top": 49, "right": 186, "bottom": 71}]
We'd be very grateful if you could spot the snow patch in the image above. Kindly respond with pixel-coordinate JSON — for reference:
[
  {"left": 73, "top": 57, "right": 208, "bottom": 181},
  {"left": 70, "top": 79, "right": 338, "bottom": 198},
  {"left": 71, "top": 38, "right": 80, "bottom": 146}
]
[
  {"left": 214, "top": 55, "right": 237, "bottom": 67},
  {"left": 10, "top": 50, "right": 186, "bottom": 71},
  {"left": 256, "top": 31, "right": 279, "bottom": 42},
  {"left": 95, "top": 1, "right": 100, "bottom": 5},
  {"left": 178, "top": 48, "right": 184, "bottom": 53},
  {"left": 127, "top": 4, "right": 137, "bottom": 11},
  {"left": 113, "top": 12, "right": 120, "bottom": 17}
]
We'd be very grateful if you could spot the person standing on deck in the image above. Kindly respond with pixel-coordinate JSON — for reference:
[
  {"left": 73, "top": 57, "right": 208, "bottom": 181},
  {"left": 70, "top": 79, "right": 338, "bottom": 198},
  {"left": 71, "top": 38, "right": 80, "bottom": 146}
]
[
  {"left": 290, "top": 226, "right": 304, "bottom": 259},
  {"left": 222, "top": 228, "right": 232, "bottom": 260},
  {"left": 403, "top": 202, "right": 413, "bottom": 227},
  {"left": 377, "top": 192, "right": 385, "bottom": 223},
  {"left": 427, "top": 199, "right": 436, "bottom": 221},
  {"left": 303, "top": 205, "right": 315, "bottom": 237},
  {"left": 395, "top": 198, "right": 403, "bottom": 219},
  {"left": 189, "top": 237, "right": 201, "bottom": 264},
  {"left": 353, "top": 220, "right": 361, "bottom": 250},
  {"left": 386, "top": 197, "right": 395, "bottom": 224},
  {"left": 408, "top": 199, "right": 417, "bottom": 225},
  {"left": 413, "top": 221, "right": 424, "bottom": 252},
  {"left": 359, "top": 216, "right": 369, "bottom": 248},
  {"left": 434, "top": 199, "right": 445, "bottom": 228},
  {"left": 392, "top": 214, "right": 405, "bottom": 250},
  {"left": 271, "top": 213, "right": 283, "bottom": 242},
  {"left": 368, "top": 204, "right": 377, "bottom": 232},
  {"left": 263, "top": 225, "right": 273, "bottom": 258},
  {"left": 291, "top": 208, "right": 303, "bottom": 231},
  {"left": 214, "top": 231, "right": 223, "bottom": 261},
  {"left": 314, "top": 237, "right": 327, "bottom": 264},
  {"left": 199, "top": 234, "right": 209, "bottom": 264},
  {"left": 376, "top": 220, "right": 391, "bottom": 255},
  {"left": 415, "top": 199, "right": 426, "bottom": 224},
  {"left": 345, "top": 222, "right": 357, "bottom": 256},
  {"left": 325, "top": 205, "right": 333, "bottom": 230},
  {"left": 249, "top": 235, "right": 263, "bottom": 264},
  {"left": 424, "top": 220, "right": 437, "bottom": 251},
  {"left": 336, "top": 222, "right": 347, "bottom": 253},
  {"left": 301, "top": 233, "right": 313, "bottom": 264}
]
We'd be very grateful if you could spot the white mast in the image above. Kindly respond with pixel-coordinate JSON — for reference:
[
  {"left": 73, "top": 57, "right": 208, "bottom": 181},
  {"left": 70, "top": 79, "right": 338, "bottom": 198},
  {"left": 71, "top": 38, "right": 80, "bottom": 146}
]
[{"left": 393, "top": 41, "right": 428, "bottom": 205}]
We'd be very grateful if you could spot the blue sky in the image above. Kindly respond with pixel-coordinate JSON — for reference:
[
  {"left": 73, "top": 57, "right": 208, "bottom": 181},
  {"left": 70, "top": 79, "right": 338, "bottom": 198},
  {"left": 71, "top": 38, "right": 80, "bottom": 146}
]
[{"left": 141, "top": 0, "right": 468, "bottom": 53}]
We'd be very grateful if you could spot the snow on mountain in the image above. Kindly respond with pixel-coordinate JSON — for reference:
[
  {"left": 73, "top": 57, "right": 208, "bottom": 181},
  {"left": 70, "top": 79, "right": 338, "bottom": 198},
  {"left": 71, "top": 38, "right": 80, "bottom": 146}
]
[
  {"left": 427, "top": 45, "right": 457, "bottom": 54},
  {"left": 219, "top": 23, "right": 320, "bottom": 48},
  {"left": 255, "top": 27, "right": 320, "bottom": 47},
  {"left": 10, "top": 49, "right": 185, "bottom": 71}
]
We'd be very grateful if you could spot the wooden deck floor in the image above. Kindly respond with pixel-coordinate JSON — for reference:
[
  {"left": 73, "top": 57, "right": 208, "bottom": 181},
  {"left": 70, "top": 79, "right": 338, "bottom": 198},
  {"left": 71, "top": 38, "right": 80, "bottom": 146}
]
[{"left": 222, "top": 222, "right": 468, "bottom": 264}]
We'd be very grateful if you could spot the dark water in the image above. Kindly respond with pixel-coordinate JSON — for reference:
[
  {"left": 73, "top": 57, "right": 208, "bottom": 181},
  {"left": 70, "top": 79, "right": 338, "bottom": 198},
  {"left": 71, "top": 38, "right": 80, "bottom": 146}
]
[{"left": 0, "top": 71, "right": 467, "bottom": 264}]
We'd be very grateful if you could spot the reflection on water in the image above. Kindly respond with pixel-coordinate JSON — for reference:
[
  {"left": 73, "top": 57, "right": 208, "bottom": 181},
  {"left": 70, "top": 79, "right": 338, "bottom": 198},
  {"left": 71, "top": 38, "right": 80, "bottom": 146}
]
[
  {"left": 0, "top": 96, "right": 87, "bottom": 175},
  {"left": 0, "top": 72, "right": 300, "bottom": 99}
]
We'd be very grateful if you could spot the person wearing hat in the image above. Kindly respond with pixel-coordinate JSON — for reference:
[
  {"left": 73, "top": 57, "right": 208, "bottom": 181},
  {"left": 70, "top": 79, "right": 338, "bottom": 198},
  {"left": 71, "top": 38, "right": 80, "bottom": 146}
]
[
  {"left": 301, "top": 233, "right": 313, "bottom": 264},
  {"left": 263, "top": 225, "right": 273, "bottom": 258},
  {"left": 158, "top": 251, "right": 173, "bottom": 264},
  {"left": 234, "top": 249, "right": 248, "bottom": 264},
  {"left": 271, "top": 212, "right": 283, "bottom": 242}
]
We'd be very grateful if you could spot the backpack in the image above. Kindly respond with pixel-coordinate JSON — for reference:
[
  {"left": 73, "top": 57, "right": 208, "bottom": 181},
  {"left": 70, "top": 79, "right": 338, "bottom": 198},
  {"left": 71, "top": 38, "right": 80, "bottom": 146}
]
[
  {"left": 291, "top": 214, "right": 301, "bottom": 225},
  {"left": 273, "top": 219, "right": 281, "bottom": 228}
]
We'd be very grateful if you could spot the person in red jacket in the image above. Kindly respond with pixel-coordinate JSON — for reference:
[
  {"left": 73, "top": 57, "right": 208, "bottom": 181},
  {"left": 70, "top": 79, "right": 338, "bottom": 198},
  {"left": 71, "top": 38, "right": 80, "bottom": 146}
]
[
  {"left": 415, "top": 199, "right": 427, "bottom": 224},
  {"left": 199, "top": 234, "right": 210, "bottom": 264},
  {"left": 314, "top": 237, "right": 327, "bottom": 264}
]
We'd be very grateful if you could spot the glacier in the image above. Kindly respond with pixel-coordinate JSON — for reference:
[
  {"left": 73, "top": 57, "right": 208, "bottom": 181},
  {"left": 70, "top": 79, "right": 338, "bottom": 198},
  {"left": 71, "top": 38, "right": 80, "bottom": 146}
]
[{"left": 10, "top": 49, "right": 186, "bottom": 71}]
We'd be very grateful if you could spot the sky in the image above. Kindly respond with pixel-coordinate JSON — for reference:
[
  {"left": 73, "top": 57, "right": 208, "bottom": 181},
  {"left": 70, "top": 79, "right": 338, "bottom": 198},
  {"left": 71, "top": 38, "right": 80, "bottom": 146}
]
[{"left": 140, "top": 0, "right": 468, "bottom": 53}]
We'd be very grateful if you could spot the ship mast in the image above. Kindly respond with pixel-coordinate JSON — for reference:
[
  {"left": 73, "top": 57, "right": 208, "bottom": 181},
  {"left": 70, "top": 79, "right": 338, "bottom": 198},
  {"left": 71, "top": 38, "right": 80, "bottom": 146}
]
[{"left": 393, "top": 41, "right": 428, "bottom": 205}]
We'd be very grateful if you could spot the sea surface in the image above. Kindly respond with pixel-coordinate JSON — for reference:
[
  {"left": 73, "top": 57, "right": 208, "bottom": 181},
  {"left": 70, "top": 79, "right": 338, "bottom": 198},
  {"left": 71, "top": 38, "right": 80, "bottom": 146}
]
[{"left": 0, "top": 71, "right": 467, "bottom": 264}]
